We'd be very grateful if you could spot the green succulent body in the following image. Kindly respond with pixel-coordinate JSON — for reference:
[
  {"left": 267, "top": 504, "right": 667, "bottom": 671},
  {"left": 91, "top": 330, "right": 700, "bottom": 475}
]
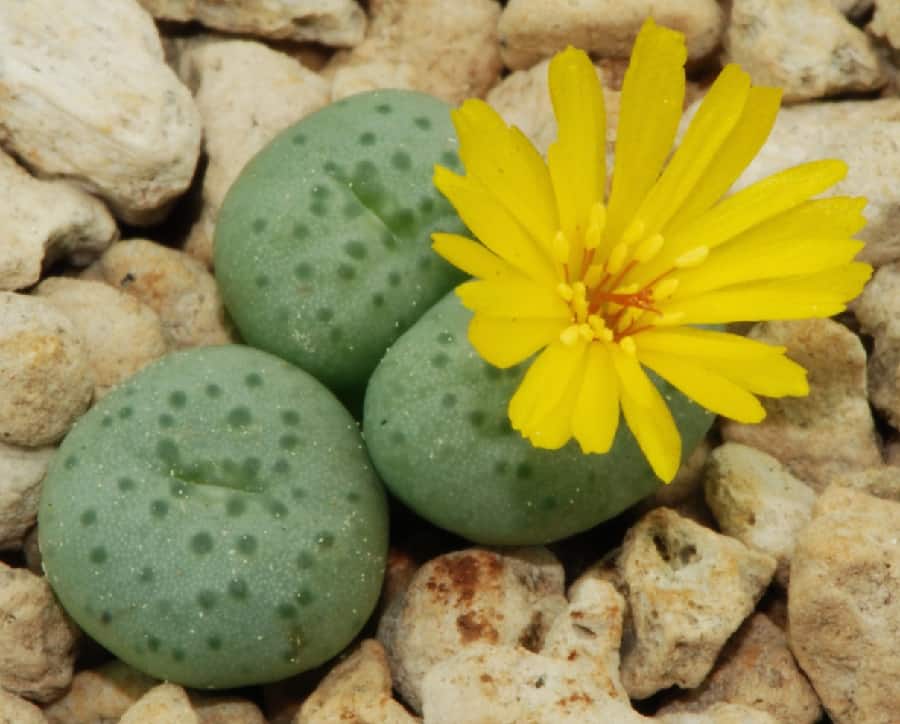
[
  {"left": 364, "top": 294, "right": 715, "bottom": 545},
  {"left": 39, "top": 345, "right": 388, "bottom": 688}
]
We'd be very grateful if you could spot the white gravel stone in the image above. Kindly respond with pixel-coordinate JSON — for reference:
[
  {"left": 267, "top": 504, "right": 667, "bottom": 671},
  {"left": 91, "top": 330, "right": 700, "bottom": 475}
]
[
  {"left": 295, "top": 640, "right": 419, "bottom": 723},
  {"left": 43, "top": 661, "right": 157, "bottom": 724},
  {"left": 175, "top": 39, "right": 329, "bottom": 267},
  {"left": 870, "top": 0, "right": 900, "bottom": 50},
  {"left": 87, "top": 240, "right": 233, "bottom": 350},
  {"left": 729, "top": 98, "right": 900, "bottom": 267},
  {"left": 829, "top": 465, "right": 900, "bottom": 502},
  {"left": 119, "top": 683, "right": 199, "bottom": 724},
  {"left": 377, "top": 547, "right": 567, "bottom": 713},
  {"left": 191, "top": 695, "right": 267, "bottom": 724},
  {"left": 0, "top": 293, "right": 93, "bottom": 447},
  {"left": 327, "top": 0, "right": 502, "bottom": 105},
  {"left": 722, "top": 320, "right": 882, "bottom": 492},
  {"left": 0, "top": 442, "right": 54, "bottom": 551},
  {"left": 139, "top": 0, "right": 366, "bottom": 47},
  {"left": 616, "top": 508, "right": 776, "bottom": 699},
  {"left": 497, "top": 0, "right": 724, "bottom": 70},
  {"left": 656, "top": 704, "right": 779, "bottom": 724},
  {"left": 0, "top": 563, "right": 78, "bottom": 703},
  {"left": 831, "top": 0, "right": 875, "bottom": 15},
  {"left": 724, "top": 0, "right": 885, "bottom": 102},
  {"left": 0, "top": 151, "right": 117, "bottom": 292},
  {"left": 0, "top": 0, "right": 202, "bottom": 224},
  {"left": 0, "top": 689, "right": 48, "bottom": 724},
  {"left": 789, "top": 486, "right": 900, "bottom": 723},
  {"left": 35, "top": 278, "right": 168, "bottom": 399},
  {"left": 704, "top": 443, "right": 817, "bottom": 587}
]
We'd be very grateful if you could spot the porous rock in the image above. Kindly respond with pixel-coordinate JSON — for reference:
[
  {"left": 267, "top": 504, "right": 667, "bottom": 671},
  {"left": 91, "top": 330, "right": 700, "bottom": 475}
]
[
  {"left": 327, "top": 0, "right": 502, "bottom": 104},
  {"left": 0, "top": 293, "right": 93, "bottom": 447},
  {"left": 0, "top": 0, "right": 202, "bottom": 224},
  {"left": 730, "top": 98, "right": 900, "bottom": 266},
  {"left": 0, "top": 151, "right": 117, "bottom": 292},
  {"left": 0, "top": 690, "right": 47, "bottom": 724},
  {"left": 139, "top": 0, "right": 366, "bottom": 47},
  {"left": 0, "top": 442, "right": 54, "bottom": 550},
  {"left": 175, "top": 39, "right": 329, "bottom": 266},
  {"left": 870, "top": 0, "right": 900, "bottom": 50},
  {"left": 294, "top": 640, "right": 419, "bottom": 723},
  {"left": 830, "top": 0, "right": 874, "bottom": 15},
  {"left": 656, "top": 613, "right": 822, "bottom": 724},
  {"left": 725, "top": 0, "right": 885, "bottom": 102},
  {"left": 616, "top": 508, "right": 776, "bottom": 699},
  {"left": 191, "top": 696, "right": 266, "bottom": 724},
  {"left": 377, "top": 547, "right": 567, "bottom": 713},
  {"left": 829, "top": 465, "right": 900, "bottom": 502},
  {"left": 656, "top": 704, "right": 779, "bottom": 724},
  {"left": 789, "top": 485, "right": 900, "bottom": 724},
  {"left": 497, "top": 0, "right": 724, "bottom": 70},
  {"left": 704, "top": 443, "right": 817, "bottom": 587},
  {"left": 87, "top": 240, "right": 233, "bottom": 349},
  {"left": 118, "top": 683, "right": 199, "bottom": 724},
  {"left": 722, "top": 320, "right": 882, "bottom": 492},
  {"left": 35, "top": 278, "right": 168, "bottom": 398},
  {"left": 0, "top": 563, "right": 78, "bottom": 703},
  {"left": 854, "top": 261, "right": 900, "bottom": 427},
  {"left": 421, "top": 643, "right": 649, "bottom": 724},
  {"left": 43, "top": 661, "right": 157, "bottom": 724}
]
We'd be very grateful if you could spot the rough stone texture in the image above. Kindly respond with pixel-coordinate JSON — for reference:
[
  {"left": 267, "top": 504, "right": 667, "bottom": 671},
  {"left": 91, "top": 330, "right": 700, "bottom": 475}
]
[
  {"left": 704, "top": 443, "right": 817, "bottom": 587},
  {"left": 421, "top": 643, "right": 649, "bottom": 724},
  {"left": 656, "top": 704, "right": 779, "bottom": 724},
  {"left": 23, "top": 526, "right": 42, "bottom": 575},
  {"left": 0, "top": 690, "right": 47, "bottom": 724},
  {"left": 0, "top": 442, "right": 54, "bottom": 550},
  {"left": 831, "top": 0, "right": 875, "bottom": 15},
  {"left": 870, "top": 0, "right": 900, "bottom": 50},
  {"left": 0, "top": 151, "right": 117, "bottom": 291},
  {"left": 377, "top": 547, "right": 567, "bottom": 713},
  {"left": 722, "top": 320, "right": 882, "bottom": 492},
  {"left": 139, "top": 0, "right": 366, "bottom": 47},
  {"left": 0, "top": 293, "right": 93, "bottom": 447},
  {"left": 0, "top": 0, "right": 202, "bottom": 225},
  {"left": 616, "top": 508, "right": 777, "bottom": 699},
  {"left": 724, "top": 0, "right": 885, "bottom": 102},
  {"left": 119, "top": 684, "right": 199, "bottom": 724},
  {"left": 295, "top": 640, "right": 419, "bottom": 723},
  {"left": 854, "top": 261, "right": 900, "bottom": 426},
  {"left": 729, "top": 98, "right": 900, "bottom": 267},
  {"left": 542, "top": 578, "right": 628, "bottom": 700},
  {"left": 497, "top": 0, "right": 724, "bottom": 70},
  {"left": 191, "top": 696, "right": 266, "bottom": 724},
  {"left": 326, "top": 0, "right": 502, "bottom": 104},
  {"left": 35, "top": 278, "right": 168, "bottom": 398},
  {"left": 656, "top": 613, "right": 822, "bottom": 724},
  {"left": 43, "top": 662, "right": 156, "bottom": 724},
  {"left": 829, "top": 465, "right": 900, "bottom": 502},
  {"left": 86, "top": 240, "right": 233, "bottom": 350},
  {"left": 175, "top": 39, "right": 329, "bottom": 267},
  {"left": 0, "top": 563, "right": 78, "bottom": 703},
  {"left": 789, "top": 485, "right": 900, "bottom": 724}
]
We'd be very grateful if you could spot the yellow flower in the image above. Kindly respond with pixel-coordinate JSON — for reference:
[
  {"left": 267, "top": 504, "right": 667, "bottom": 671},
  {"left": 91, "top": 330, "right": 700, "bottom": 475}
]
[{"left": 431, "top": 18, "right": 872, "bottom": 482}]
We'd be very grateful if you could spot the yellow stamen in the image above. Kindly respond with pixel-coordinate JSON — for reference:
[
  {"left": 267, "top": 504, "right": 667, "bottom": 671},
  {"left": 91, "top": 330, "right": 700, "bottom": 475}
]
[
  {"left": 583, "top": 264, "right": 606, "bottom": 288},
  {"left": 653, "top": 311, "right": 686, "bottom": 326},
  {"left": 612, "top": 282, "right": 639, "bottom": 295},
  {"left": 619, "top": 336, "right": 637, "bottom": 356},
  {"left": 578, "top": 323, "right": 594, "bottom": 341},
  {"left": 606, "top": 242, "right": 629, "bottom": 275},
  {"left": 654, "top": 278, "right": 679, "bottom": 300},
  {"left": 674, "top": 246, "right": 709, "bottom": 268},
  {"left": 557, "top": 282, "right": 574, "bottom": 301},
  {"left": 552, "top": 230, "right": 571, "bottom": 264},
  {"left": 621, "top": 218, "right": 646, "bottom": 245},
  {"left": 584, "top": 203, "right": 607, "bottom": 250},
  {"left": 571, "top": 281, "right": 589, "bottom": 321},
  {"left": 560, "top": 324, "right": 581, "bottom": 345},
  {"left": 634, "top": 233, "right": 665, "bottom": 263}
]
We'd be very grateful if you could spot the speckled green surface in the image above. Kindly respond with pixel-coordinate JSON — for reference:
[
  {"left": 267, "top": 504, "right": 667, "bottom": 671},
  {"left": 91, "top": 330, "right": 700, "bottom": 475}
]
[
  {"left": 214, "top": 90, "right": 466, "bottom": 397},
  {"left": 39, "top": 345, "right": 388, "bottom": 688},
  {"left": 364, "top": 294, "right": 715, "bottom": 545}
]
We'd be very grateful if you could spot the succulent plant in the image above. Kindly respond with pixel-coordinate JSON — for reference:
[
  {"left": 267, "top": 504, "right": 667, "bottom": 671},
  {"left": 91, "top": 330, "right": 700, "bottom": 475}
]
[
  {"left": 214, "top": 90, "right": 466, "bottom": 400},
  {"left": 364, "top": 293, "right": 714, "bottom": 545},
  {"left": 38, "top": 345, "right": 388, "bottom": 688}
]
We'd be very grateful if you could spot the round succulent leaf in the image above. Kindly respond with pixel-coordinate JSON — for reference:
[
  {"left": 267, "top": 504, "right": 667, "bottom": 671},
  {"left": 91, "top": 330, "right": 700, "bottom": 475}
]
[
  {"left": 39, "top": 345, "right": 388, "bottom": 688},
  {"left": 215, "top": 90, "right": 466, "bottom": 396},
  {"left": 363, "top": 293, "right": 714, "bottom": 545}
]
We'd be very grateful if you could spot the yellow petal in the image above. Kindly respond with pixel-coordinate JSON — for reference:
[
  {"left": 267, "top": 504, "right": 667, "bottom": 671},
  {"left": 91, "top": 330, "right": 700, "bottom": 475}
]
[
  {"left": 635, "top": 327, "right": 808, "bottom": 398},
  {"left": 610, "top": 345, "right": 681, "bottom": 482},
  {"left": 637, "top": 348, "right": 765, "bottom": 423},
  {"left": 524, "top": 355, "right": 588, "bottom": 450},
  {"left": 468, "top": 314, "right": 566, "bottom": 368},
  {"left": 431, "top": 233, "right": 511, "bottom": 280},
  {"left": 434, "top": 167, "right": 558, "bottom": 284},
  {"left": 663, "top": 262, "right": 873, "bottom": 324},
  {"left": 572, "top": 343, "right": 620, "bottom": 454},
  {"left": 456, "top": 278, "right": 571, "bottom": 319},
  {"left": 547, "top": 46, "right": 606, "bottom": 241},
  {"left": 725, "top": 195, "right": 867, "bottom": 245},
  {"left": 675, "top": 237, "right": 865, "bottom": 297},
  {"left": 636, "top": 64, "right": 752, "bottom": 236},
  {"left": 665, "top": 85, "right": 782, "bottom": 231},
  {"left": 451, "top": 99, "right": 559, "bottom": 251},
  {"left": 604, "top": 18, "right": 687, "bottom": 245}
]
